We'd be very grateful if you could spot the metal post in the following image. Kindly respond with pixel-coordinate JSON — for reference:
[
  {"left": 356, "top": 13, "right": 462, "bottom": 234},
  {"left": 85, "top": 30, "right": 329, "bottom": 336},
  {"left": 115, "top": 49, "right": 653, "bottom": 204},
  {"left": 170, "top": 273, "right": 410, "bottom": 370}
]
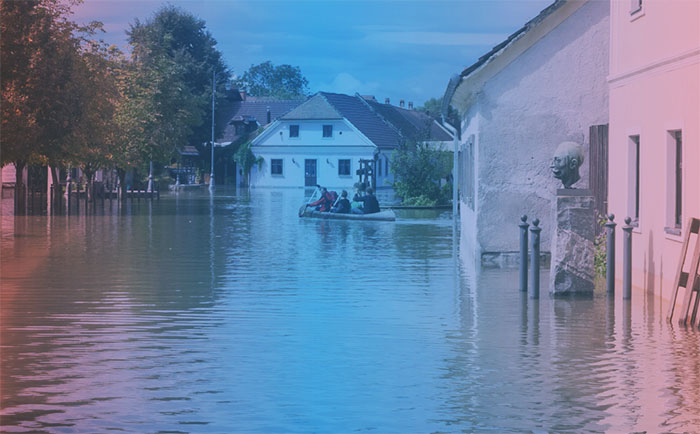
[
  {"left": 623, "top": 217, "right": 633, "bottom": 300},
  {"left": 147, "top": 160, "right": 153, "bottom": 193},
  {"left": 529, "top": 218, "right": 541, "bottom": 299},
  {"left": 519, "top": 215, "right": 529, "bottom": 292},
  {"left": 209, "top": 70, "right": 216, "bottom": 191},
  {"left": 605, "top": 214, "right": 616, "bottom": 295}
]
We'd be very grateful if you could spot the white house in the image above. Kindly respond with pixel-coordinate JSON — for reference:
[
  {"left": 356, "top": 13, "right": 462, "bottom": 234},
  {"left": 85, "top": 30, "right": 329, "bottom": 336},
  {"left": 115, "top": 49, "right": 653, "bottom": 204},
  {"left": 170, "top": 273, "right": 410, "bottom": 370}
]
[
  {"left": 249, "top": 92, "right": 452, "bottom": 189},
  {"left": 443, "top": 0, "right": 610, "bottom": 266}
]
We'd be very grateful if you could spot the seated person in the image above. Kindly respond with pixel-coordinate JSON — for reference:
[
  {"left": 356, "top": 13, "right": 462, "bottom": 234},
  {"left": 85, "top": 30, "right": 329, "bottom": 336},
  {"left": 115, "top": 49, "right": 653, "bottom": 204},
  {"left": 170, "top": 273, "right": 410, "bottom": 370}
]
[
  {"left": 351, "top": 187, "right": 380, "bottom": 214},
  {"left": 330, "top": 190, "right": 351, "bottom": 213},
  {"left": 306, "top": 187, "right": 334, "bottom": 212}
]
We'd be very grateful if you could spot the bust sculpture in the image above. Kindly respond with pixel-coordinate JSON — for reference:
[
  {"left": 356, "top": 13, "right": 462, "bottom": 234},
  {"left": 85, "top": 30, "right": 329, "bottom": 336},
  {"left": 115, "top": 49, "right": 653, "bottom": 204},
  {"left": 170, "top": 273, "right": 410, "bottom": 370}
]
[{"left": 550, "top": 141, "right": 584, "bottom": 189}]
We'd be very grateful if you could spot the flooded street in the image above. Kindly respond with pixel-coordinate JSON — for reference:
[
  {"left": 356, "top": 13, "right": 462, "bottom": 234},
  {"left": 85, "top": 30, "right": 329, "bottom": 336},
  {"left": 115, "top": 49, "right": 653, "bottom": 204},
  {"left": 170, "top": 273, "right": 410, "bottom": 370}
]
[{"left": 1, "top": 188, "right": 699, "bottom": 433}]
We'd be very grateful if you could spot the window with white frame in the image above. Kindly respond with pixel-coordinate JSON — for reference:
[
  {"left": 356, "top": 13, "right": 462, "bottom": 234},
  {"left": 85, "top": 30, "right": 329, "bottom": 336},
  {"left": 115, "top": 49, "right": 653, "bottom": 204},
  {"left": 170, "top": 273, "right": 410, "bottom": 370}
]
[
  {"left": 271, "top": 159, "right": 283, "bottom": 175},
  {"left": 628, "top": 135, "right": 641, "bottom": 225},
  {"left": 289, "top": 125, "right": 299, "bottom": 138},
  {"left": 338, "top": 159, "right": 351, "bottom": 176},
  {"left": 666, "top": 130, "right": 682, "bottom": 232},
  {"left": 323, "top": 125, "right": 333, "bottom": 138},
  {"left": 630, "top": 0, "right": 642, "bottom": 15}
]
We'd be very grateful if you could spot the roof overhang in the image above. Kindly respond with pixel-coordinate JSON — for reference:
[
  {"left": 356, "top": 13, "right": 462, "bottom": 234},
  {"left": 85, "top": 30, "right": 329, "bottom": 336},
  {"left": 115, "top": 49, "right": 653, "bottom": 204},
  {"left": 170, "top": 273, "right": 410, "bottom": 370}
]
[{"left": 443, "top": 0, "right": 586, "bottom": 116}]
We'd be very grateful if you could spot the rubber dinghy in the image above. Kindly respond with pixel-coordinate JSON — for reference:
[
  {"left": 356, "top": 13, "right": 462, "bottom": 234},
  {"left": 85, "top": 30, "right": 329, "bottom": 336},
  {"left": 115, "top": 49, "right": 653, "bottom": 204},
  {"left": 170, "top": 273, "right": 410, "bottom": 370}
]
[{"left": 298, "top": 206, "right": 396, "bottom": 221}]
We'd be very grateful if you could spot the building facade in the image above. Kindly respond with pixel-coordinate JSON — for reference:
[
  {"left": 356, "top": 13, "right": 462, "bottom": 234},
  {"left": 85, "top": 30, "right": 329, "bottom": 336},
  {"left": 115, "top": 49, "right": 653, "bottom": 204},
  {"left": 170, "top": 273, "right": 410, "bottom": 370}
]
[
  {"left": 249, "top": 92, "right": 451, "bottom": 189},
  {"left": 607, "top": 0, "right": 700, "bottom": 299},
  {"left": 445, "top": 0, "right": 610, "bottom": 266}
]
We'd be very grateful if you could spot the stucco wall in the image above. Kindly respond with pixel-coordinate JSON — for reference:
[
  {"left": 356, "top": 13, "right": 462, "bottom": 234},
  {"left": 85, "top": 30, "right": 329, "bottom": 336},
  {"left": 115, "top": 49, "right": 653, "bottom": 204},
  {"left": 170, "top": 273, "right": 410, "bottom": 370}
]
[
  {"left": 608, "top": 0, "right": 699, "bottom": 301},
  {"left": 251, "top": 119, "right": 376, "bottom": 188},
  {"left": 464, "top": 0, "right": 610, "bottom": 256}
]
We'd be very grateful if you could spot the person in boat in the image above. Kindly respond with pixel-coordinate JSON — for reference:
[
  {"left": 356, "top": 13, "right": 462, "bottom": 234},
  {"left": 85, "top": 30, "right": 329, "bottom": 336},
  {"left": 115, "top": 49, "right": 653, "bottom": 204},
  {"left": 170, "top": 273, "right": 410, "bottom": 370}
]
[
  {"left": 330, "top": 190, "right": 351, "bottom": 213},
  {"left": 351, "top": 187, "right": 380, "bottom": 214},
  {"left": 306, "top": 187, "right": 334, "bottom": 212}
]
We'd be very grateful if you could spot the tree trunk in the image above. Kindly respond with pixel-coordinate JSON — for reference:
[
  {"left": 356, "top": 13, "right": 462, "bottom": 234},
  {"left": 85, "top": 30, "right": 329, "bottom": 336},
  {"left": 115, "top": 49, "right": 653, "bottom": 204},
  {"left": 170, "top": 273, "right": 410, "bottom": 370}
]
[
  {"left": 116, "top": 168, "right": 127, "bottom": 201},
  {"left": 49, "top": 166, "right": 62, "bottom": 211},
  {"left": 83, "top": 165, "right": 95, "bottom": 203},
  {"left": 14, "top": 160, "right": 26, "bottom": 215}
]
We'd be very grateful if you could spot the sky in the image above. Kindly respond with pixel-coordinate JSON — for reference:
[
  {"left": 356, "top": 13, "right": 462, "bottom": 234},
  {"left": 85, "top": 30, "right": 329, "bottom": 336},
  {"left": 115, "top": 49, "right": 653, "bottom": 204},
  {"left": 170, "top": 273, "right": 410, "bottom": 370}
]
[{"left": 72, "top": 0, "right": 553, "bottom": 106}]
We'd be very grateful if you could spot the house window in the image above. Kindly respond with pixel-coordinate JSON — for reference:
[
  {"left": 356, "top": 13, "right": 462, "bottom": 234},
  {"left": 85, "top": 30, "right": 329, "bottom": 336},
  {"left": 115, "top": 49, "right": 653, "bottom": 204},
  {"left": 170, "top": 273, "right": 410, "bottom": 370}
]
[
  {"left": 386, "top": 157, "right": 389, "bottom": 175},
  {"left": 674, "top": 131, "right": 682, "bottom": 227},
  {"left": 630, "top": 0, "right": 642, "bottom": 15},
  {"left": 323, "top": 125, "right": 333, "bottom": 138},
  {"left": 462, "top": 135, "right": 476, "bottom": 210},
  {"left": 271, "top": 159, "right": 283, "bottom": 175},
  {"left": 378, "top": 157, "right": 382, "bottom": 176},
  {"left": 338, "top": 159, "right": 351, "bottom": 176},
  {"left": 628, "top": 135, "right": 641, "bottom": 224},
  {"left": 289, "top": 125, "right": 299, "bottom": 138}
]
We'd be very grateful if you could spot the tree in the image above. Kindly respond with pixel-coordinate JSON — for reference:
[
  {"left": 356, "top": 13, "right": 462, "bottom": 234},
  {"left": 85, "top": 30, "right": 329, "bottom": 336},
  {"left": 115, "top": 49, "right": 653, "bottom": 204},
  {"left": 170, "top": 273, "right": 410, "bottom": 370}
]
[
  {"left": 236, "top": 61, "right": 309, "bottom": 98},
  {"left": 418, "top": 96, "right": 460, "bottom": 137},
  {"left": 0, "top": 0, "right": 87, "bottom": 201},
  {"left": 390, "top": 140, "right": 453, "bottom": 206},
  {"left": 127, "top": 5, "right": 230, "bottom": 160}
]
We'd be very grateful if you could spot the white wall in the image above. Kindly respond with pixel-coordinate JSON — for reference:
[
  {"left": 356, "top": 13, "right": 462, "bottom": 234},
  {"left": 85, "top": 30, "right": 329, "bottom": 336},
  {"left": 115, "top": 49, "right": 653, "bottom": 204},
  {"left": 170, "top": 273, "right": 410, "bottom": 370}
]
[
  {"left": 250, "top": 119, "right": 376, "bottom": 188},
  {"left": 462, "top": 0, "right": 610, "bottom": 258}
]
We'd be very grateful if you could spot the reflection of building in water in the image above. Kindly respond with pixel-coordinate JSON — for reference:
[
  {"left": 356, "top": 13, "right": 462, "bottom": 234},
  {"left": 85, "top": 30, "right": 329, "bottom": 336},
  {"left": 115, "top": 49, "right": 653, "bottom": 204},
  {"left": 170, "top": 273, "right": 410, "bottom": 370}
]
[
  {"left": 607, "top": 0, "right": 699, "bottom": 301},
  {"left": 443, "top": 0, "right": 610, "bottom": 267}
]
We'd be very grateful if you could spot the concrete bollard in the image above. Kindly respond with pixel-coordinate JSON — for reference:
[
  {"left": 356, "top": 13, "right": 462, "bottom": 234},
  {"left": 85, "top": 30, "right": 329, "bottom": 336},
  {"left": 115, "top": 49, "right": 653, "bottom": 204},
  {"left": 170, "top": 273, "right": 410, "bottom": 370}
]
[
  {"left": 529, "top": 218, "right": 541, "bottom": 299},
  {"left": 605, "top": 214, "right": 616, "bottom": 295},
  {"left": 623, "top": 217, "right": 633, "bottom": 300},
  {"left": 519, "top": 215, "right": 529, "bottom": 292}
]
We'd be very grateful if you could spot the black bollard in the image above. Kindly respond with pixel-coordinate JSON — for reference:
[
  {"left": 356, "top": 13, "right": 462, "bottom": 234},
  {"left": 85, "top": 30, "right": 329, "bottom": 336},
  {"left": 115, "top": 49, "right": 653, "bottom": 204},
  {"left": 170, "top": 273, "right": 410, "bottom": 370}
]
[
  {"left": 529, "top": 218, "right": 541, "bottom": 299},
  {"left": 623, "top": 217, "right": 633, "bottom": 300},
  {"left": 605, "top": 214, "right": 616, "bottom": 295},
  {"left": 519, "top": 215, "right": 529, "bottom": 292}
]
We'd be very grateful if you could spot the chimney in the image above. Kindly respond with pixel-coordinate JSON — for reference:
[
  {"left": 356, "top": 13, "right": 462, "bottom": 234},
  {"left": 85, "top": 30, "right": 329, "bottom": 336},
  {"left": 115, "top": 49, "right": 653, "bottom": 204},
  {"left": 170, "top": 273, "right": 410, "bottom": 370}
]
[
  {"left": 399, "top": 99, "right": 405, "bottom": 108},
  {"left": 266, "top": 106, "right": 271, "bottom": 124},
  {"left": 408, "top": 101, "right": 413, "bottom": 110},
  {"left": 384, "top": 97, "right": 390, "bottom": 104},
  {"left": 240, "top": 90, "right": 246, "bottom": 101}
]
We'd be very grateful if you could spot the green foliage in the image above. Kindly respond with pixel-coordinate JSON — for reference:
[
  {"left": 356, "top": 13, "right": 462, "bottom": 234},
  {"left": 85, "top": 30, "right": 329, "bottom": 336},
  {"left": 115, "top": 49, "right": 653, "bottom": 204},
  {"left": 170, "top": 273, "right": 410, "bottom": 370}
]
[
  {"left": 235, "top": 61, "right": 309, "bottom": 98},
  {"left": 417, "top": 96, "right": 460, "bottom": 136},
  {"left": 390, "top": 141, "right": 453, "bottom": 206},
  {"left": 594, "top": 213, "right": 608, "bottom": 278},
  {"left": 128, "top": 5, "right": 230, "bottom": 150},
  {"left": 233, "top": 141, "right": 263, "bottom": 183}
]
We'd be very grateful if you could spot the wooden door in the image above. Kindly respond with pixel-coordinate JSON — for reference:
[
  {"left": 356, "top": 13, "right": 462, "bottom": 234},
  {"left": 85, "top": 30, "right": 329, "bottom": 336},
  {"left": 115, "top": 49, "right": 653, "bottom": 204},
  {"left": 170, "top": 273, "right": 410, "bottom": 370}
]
[
  {"left": 589, "top": 124, "right": 609, "bottom": 231},
  {"left": 304, "top": 159, "right": 317, "bottom": 187}
]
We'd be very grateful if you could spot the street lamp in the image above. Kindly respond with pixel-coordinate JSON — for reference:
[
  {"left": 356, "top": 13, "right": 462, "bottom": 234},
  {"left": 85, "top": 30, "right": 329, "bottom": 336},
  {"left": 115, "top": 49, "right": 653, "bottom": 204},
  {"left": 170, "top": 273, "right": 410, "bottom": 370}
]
[{"left": 209, "top": 70, "right": 216, "bottom": 191}]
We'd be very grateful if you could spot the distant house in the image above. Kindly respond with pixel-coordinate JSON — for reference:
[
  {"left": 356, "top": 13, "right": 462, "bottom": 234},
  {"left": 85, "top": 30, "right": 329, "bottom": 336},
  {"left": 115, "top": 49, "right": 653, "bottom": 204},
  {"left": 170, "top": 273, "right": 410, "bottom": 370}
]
[
  {"left": 444, "top": 0, "right": 610, "bottom": 266},
  {"left": 248, "top": 92, "right": 451, "bottom": 189},
  {"left": 607, "top": 0, "right": 699, "bottom": 299}
]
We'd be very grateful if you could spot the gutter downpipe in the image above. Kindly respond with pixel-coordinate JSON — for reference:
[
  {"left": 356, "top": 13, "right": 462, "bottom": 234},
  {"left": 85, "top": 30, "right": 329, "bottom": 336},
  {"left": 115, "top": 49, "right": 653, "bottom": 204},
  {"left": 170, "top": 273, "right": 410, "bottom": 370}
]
[{"left": 441, "top": 74, "right": 462, "bottom": 220}]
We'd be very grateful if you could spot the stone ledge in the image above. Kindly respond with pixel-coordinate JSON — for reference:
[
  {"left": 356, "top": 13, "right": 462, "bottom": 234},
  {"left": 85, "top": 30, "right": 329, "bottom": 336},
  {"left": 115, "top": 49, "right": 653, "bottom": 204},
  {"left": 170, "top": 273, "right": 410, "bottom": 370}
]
[{"left": 481, "top": 251, "right": 551, "bottom": 269}]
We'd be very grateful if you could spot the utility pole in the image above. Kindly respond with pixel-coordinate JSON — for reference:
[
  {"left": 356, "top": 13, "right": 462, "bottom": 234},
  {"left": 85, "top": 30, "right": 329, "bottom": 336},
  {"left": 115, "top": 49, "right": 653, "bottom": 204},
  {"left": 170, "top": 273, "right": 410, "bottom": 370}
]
[{"left": 210, "top": 70, "right": 216, "bottom": 191}]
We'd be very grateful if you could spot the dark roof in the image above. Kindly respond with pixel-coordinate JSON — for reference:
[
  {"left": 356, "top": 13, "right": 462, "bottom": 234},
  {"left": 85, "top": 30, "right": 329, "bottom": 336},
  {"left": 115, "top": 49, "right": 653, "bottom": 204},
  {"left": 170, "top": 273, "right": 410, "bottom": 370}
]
[
  {"left": 281, "top": 94, "right": 343, "bottom": 120},
  {"left": 320, "top": 92, "right": 403, "bottom": 150},
  {"left": 365, "top": 99, "right": 452, "bottom": 142},
  {"left": 218, "top": 99, "right": 304, "bottom": 143}
]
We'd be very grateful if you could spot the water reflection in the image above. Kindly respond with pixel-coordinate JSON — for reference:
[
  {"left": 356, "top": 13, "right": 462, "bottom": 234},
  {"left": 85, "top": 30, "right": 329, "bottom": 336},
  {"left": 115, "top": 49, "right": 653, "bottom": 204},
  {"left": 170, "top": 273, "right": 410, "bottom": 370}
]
[{"left": 1, "top": 188, "right": 699, "bottom": 432}]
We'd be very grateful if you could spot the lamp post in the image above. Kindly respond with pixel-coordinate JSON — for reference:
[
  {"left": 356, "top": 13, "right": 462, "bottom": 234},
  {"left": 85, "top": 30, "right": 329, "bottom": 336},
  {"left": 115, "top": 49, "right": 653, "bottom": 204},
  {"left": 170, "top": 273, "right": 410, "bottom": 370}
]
[{"left": 209, "top": 70, "right": 216, "bottom": 191}]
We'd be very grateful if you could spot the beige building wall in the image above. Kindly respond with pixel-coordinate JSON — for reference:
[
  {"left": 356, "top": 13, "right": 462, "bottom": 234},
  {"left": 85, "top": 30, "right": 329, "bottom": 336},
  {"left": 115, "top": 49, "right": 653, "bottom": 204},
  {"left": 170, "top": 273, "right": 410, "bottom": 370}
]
[{"left": 608, "top": 0, "right": 700, "bottom": 301}]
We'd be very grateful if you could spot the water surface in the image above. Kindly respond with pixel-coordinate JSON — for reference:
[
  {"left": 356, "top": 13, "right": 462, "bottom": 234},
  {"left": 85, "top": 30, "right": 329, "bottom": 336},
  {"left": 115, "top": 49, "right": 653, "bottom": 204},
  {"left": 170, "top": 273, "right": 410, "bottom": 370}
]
[{"left": 1, "top": 188, "right": 699, "bottom": 433}]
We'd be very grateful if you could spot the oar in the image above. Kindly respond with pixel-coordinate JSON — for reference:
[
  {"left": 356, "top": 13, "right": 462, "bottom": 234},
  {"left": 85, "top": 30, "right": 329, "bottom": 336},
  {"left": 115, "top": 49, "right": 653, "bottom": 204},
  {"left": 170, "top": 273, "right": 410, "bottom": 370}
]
[{"left": 299, "top": 186, "right": 320, "bottom": 217}]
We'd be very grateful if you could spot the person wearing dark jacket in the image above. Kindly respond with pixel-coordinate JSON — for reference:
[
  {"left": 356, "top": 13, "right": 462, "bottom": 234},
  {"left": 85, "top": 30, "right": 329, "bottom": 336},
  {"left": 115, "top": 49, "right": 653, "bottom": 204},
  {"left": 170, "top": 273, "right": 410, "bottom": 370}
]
[
  {"left": 331, "top": 190, "right": 351, "bottom": 213},
  {"left": 351, "top": 187, "right": 380, "bottom": 214},
  {"left": 307, "top": 188, "right": 334, "bottom": 212}
]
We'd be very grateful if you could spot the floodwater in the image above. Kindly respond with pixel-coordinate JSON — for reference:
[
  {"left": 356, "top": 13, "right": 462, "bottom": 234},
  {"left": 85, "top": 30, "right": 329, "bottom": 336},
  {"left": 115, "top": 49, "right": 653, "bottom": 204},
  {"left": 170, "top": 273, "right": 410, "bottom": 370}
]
[{"left": 1, "top": 188, "right": 699, "bottom": 433}]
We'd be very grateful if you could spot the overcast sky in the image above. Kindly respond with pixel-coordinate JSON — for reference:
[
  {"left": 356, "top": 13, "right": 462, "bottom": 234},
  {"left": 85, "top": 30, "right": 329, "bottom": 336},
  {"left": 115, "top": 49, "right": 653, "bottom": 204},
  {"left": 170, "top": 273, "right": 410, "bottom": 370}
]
[{"left": 72, "top": 0, "right": 552, "bottom": 106}]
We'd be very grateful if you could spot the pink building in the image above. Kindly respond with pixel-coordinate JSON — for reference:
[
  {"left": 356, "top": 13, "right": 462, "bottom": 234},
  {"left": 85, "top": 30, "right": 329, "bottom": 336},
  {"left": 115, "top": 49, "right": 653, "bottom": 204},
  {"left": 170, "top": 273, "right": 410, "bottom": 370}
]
[{"left": 608, "top": 0, "right": 700, "bottom": 300}]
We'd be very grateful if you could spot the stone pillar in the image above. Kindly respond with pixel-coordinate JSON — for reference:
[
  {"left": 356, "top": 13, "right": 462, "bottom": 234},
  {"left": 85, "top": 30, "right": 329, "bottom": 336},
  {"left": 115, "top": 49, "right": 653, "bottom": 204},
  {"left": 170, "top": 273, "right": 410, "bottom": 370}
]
[{"left": 549, "top": 189, "right": 595, "bottom": 296}]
